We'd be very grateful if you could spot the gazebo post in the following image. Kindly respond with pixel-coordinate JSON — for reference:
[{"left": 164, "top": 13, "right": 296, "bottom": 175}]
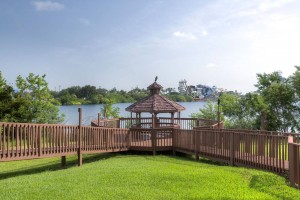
[
  {"left": 155, "top": 113, "right": 159, "bottom": 128},
  {"left": 178, "top": 112, "right": 181, "bottom": 127},
  {"left": 151, "top": 113, "right": 156, "bottom": 155},
  {"left": 130, "top": 112, "right": 133, "bottom": 127},
  {"left": 152, "top": 113, "right": 155, "bottom": 128},
  {"left": 138, "top": 112, "right": 141, "bottom": 128},
  {"left": 171, "top": 112, "right": 174, "bottom": 127},
  {"left": 136, "top": 112, "right": 138, "bottom": 127}
]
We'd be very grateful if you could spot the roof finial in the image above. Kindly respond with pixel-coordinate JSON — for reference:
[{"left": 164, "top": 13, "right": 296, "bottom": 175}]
[{"left": 155, "top": 76, "right": 158, "bottom": 82}]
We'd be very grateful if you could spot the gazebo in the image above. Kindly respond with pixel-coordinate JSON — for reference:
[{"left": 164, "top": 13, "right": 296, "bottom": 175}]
[{"left": 125, "top": 80, "right": 185, "bottom": 128}]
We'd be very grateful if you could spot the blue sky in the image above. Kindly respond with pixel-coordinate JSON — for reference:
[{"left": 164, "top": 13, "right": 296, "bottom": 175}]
[{"left": 0, "top": 0, "right": 299, "bottom": 93}]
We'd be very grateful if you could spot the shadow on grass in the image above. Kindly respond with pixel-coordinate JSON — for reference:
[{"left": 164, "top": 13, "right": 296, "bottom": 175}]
[
  {"left": 0, "top": 152, "right": 125, "bottom": 180},
  {"left": 0, "top": 151, "right": 229, "bottom": 181},
  {"left": 173, "top": 151, "right": 228, "bottom": 166},
  {"left": 249, "top": 174, "right": 294, "bottom": 199}
]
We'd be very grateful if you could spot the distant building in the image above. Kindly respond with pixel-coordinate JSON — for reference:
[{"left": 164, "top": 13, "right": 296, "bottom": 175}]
[{"left": 178, "top": 80, "right": 219, "bottom": 99}]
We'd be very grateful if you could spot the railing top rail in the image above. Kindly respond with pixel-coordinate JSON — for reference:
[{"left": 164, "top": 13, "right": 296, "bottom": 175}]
[
  {"left": 0, "top": 122, "right": 78, "bottom": 128},
  {"left": 82, "top": 125, "right": 129, "bottom": 131},
  {"left": 118, "top": 117, "right": 217, "bottom": 122},
  {"left": 290, "top": 143, "right": 300, "bottom": 146},
  {"left": 193, "top": 128, "right": 296, "bottom": 137},
  {"left": 129, "top": 127, "right": 175, "bottom": 131},
  {"left": 194, "top": 127, "right": 295, "bottom": 133},
  {"left": 0, "top": 122, "right": 130, "bottom": 131},
  {"left": 118, "top": 117, "right": 152, "bottom": 120}
]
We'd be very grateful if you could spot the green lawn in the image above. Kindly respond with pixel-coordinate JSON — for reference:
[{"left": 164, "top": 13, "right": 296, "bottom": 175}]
[{"left": 0, "top": 153, "right": 299, "bottom": 200}]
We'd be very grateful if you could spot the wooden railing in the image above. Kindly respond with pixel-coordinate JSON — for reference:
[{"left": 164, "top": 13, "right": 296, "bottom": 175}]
[
  {"left": 118, "top": 117, "right": 218, "bottom": 130},
  {"left": 128, "top": 127, "right": 173, "bottom": 154},
  {"left": 1, "top": 121, "right": 299, "bottom": 189},
  {"left": 0, "top": 122, "right": 128, "bottom": 162},
  {"left": 173, "top": 129, "right": 291, "bottom": 174},
  {"left": 289, "top": 137, "right": 300, "bottom": 189},
  {"left": 118, "top": 118, "right": 152, "bottom": 129}
]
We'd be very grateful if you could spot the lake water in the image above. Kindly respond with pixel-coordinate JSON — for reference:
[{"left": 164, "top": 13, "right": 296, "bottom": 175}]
[{"left": 59, "top": 102, "right": 207, "bottom": 125}]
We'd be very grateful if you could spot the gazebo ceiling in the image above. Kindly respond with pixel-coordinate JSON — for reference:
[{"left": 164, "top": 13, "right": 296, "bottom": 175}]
[{"left": 125, "top": 81, "right": 185, "bottom": 113}]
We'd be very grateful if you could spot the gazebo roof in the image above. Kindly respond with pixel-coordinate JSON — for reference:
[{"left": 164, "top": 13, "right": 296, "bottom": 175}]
[
  {"left": 147, "top": 82, "right": 163, "bottom": 90},
  {"left": 125, "top": 81, "right": 185, "bottom": 113}
]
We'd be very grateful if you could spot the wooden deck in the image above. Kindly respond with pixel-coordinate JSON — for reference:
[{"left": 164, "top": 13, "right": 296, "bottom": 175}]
[{"left": 1, "top": 122, "right": 299, "bottom": 188}]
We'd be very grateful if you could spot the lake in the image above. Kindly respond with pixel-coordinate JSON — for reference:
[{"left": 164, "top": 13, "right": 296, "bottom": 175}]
[{"left": 59, "top": 101, "right": 207, "bottom": 125}]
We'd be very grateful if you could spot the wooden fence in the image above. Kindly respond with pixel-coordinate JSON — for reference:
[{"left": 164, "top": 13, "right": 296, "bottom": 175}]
[
  {"left": 128, "top": 128, "right": 173, "bottom": 153},
  {"left": 118, "top": 117, "right": 218, "bottom": 130},
  {"left": 0, "top": 121, "right": 299, "bottom": 189},
  {"left": 0, "top": 122, "right": 128, "bottom": 163},
  {"left": 173, "top": 129, "right": 290, "bottom": 173},
  {"left": 289, "top": 138, "right": 300, "bottom": 189}
]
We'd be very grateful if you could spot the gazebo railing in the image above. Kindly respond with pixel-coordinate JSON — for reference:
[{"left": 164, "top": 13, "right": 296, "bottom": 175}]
[
  {"left": 117, "top": 117, "right": 219, "bottom": 130},
  {"left": 118, "top": 118, "right": 152, "bottom": 129},
  {"left": 128, "top": 127, "right": 173, "bottom": 153}
]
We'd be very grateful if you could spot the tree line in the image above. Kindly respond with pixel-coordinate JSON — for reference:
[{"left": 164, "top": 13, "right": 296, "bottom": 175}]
[
  {"left": 192, "top": 66, "right": 300, "bottom": 132},
  {"left": 2, "top": 66, "right": 300, "bottom": 132},
  {"left": 51, "top": 85, "right": 193, "bottom": 105}
]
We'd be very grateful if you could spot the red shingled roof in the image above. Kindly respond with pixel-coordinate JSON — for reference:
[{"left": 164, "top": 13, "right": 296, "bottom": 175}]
[
  {"left": 125, "top": 82, "right": 185, "bottom": 113},
  {"left": 147, "top": 82, "right": 163, "bottom": 90}
]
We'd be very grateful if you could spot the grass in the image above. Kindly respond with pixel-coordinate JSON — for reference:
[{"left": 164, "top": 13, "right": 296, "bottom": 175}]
[{"left": 0, "top": 153, "right": 299, "bottom": 200}]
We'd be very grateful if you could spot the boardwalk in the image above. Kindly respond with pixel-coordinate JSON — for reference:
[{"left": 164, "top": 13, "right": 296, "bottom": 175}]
[{"left": 0, "top": 121, "right": 299, "bottom": 188}]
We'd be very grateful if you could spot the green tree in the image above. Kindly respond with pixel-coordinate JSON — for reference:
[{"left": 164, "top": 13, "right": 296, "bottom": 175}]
[
  {"left": 191, "top": 93, "right": 265, "bottom": 130},
  {"left": 291, "top": 66, "right": 300, "bottom": 99},
  {"left": 15, "top": 73, "right": 64, "bottom": 123},
  {"left": 0, "top": 71, "right": 14, "bottom": 121},
  {"left": 191, "top": 100, "right": 224, "bottom": 121},
  {"left": 256, "top": 71, "right": 299, "bottom": 132},
  {"left": 100, "top": 98, "right": 120, "bottom": 119}
]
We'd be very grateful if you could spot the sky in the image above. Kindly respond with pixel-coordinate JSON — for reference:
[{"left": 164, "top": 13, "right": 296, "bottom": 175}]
[{"left": 0, "top": 0, "right": 299, "bottom": 93}]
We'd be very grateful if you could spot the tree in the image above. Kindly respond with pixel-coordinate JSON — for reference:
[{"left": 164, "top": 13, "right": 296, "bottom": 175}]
[
  {"left": 0, "top": 71, "right": 14, "bottom": 121},
  {"left": 291, "top": 66, "right": 300, "bottom": 99},
  {"left": 191, "top": 100, "right": 224, "bottom": 121},
  {"left": 256, "top": 71, "right": 299, "bottom": 132},
  {"left": 191, "top": 92, "right": 266, "bottom": 130},
  {"left": 15, "top": 73, "right": 64, "bottom": 124},
  {"left": 100, "top": 98, "right": 120, "bottom": 119}
]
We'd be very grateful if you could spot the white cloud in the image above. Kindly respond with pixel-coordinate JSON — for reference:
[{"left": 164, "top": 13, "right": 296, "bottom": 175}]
[
  {"left": 201, "top": 30, "right": 208, "bottom": 36},
  {"left": 173, "top": 31, "right": 198, "bottom": 40},
  {"left": 259, "top": 0, "right": 294, "bottom": 11},
  {"left": 237, "top": 0, "right": 295, "bottom": 17},
  {"left": 205, "top": 63, "right": 216, "bottom": 68},
  {"left": 79, "top": 18, "right": 90, "bottom": 25},
  {"left": 32, "top": 1, "right": 64, "bottom": 11}
]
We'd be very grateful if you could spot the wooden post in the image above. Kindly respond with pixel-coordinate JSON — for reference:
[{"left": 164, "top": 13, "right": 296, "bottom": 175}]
[
  {"left": 130, "top": 112, "right": 133, "bottom": 127},
  {"left": 152, "top": 129, "right": 156, "bottom": 156},
  {"left": 288, "top": 136, "right": 295, "bottom": 187},
  {"left": 194, "top": 130, "right": 199, "bottom": 160},
  {"left": 260, "top": 111, "right": 265, "bottom": 130},
  {"left": 61, "top": 156, "right": 66, "bottom": 167},
  {"left": 217, "top": 98, "right": 221, "bottom": 129},
  {"left": 217, "top": 111, "right": 220, "bottom": 129},
  {"left": 196, "top": 119, "right": 200, "bottom": 127},
  {"left": 172, "top": 128, "right": 176, "bottom": 156},
  {"left": 78, "top": 108, "right": 83, "bottom": 166},
  {"left": 152, "top": 113, "right": 155, "bottom": 128},
  {"left": 230, "top": 132, "right": 234, "bottom": 166},
  {"left": 117, "top": 118, "right": 120, "bottom": 128},
  {"left": 127, "top": 130, "right": 131, "bottom": 149},
  {"left": 98, "top": 113, "right": 100, "bottom": 126},
  {"left": 38, "top": 126, "right": 42, "bottom": 157}
]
